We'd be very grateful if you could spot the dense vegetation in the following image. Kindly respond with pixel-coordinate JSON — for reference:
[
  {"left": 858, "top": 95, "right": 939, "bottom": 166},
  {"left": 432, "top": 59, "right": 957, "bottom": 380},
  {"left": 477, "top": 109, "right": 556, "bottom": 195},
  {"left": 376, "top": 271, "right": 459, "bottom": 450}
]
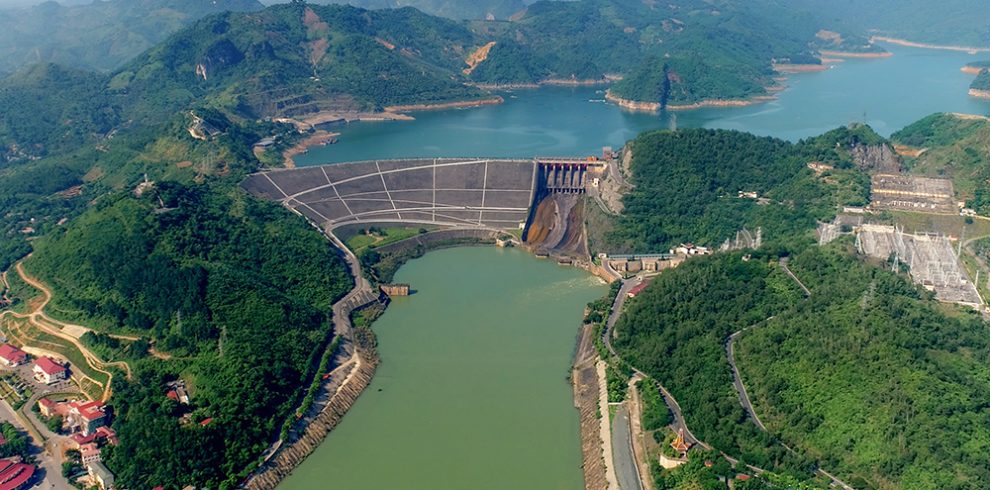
[
  {"left": 891, "top": 113, "right": 990, "bottom": 212},
  {"left": 738, "top": 246, "right": 990, "bottom": 489},
  {"left": 0, "top": 0, "right": 264, "bottom": 74},
  {"left": 27, "top": 183, "right": 351, "bottom": 488},
  {"left": 971, "top": 69, "right": 990, "bottom": 91},
  {"left": 614, "top": 252, "right": 813, "bottom": 475},
  {"left": 601, "top": 128, "right": 874, "bottom": 253}
]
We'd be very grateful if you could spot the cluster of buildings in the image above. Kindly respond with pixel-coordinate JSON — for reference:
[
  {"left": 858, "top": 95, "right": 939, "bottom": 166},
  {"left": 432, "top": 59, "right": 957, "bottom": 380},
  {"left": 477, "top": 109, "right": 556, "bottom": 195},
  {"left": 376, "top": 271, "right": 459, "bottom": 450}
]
[
  {"left": 38, "top": 398, "right": 118, "bottom": 489},
  {"left": 0, "top": 344, "right": 69, "bottom": 385}
]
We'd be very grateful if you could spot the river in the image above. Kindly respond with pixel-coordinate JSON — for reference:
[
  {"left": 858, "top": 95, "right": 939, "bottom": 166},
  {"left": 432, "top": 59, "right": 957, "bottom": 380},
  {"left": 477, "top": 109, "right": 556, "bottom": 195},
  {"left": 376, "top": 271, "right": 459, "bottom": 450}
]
[
  {"left": 295, "top": 44, "right": 990, "bottom": 166},
  {"left": 281, "top": 44, "right": 989, "bottom": 489},
  {"left": 279, "top": 247, "right": 606, "bottom": 490}
]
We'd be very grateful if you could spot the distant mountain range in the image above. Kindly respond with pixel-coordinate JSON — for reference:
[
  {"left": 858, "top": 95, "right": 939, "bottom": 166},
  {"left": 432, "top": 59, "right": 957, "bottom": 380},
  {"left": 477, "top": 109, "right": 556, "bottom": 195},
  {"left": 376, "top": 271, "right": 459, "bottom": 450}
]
[
  {"left": 0, "top": 0, "right": 264, "bottom": 74},
  {"left": 262, "top": 0, "right": 533, "bottom": 20}
]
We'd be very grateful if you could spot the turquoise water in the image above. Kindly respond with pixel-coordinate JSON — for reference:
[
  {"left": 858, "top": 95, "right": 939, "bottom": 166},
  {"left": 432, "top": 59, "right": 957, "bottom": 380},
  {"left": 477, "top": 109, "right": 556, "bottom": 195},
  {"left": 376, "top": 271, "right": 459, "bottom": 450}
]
[
  {"left": 295, "top": 44, "right": 990, "bottom": 165},
  {"left": 279, "top": 248, "right": 606, "bottom": 490}
]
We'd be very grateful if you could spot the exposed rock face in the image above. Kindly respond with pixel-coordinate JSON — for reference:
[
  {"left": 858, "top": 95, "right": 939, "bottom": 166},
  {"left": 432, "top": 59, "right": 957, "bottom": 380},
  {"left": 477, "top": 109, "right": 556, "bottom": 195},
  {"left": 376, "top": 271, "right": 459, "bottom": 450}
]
[
  {"left": 850, "top": 144, "right": 902, "bottom": 173},
  {"left": 197, "top": 39, "right": 244, "bottom": 81}
]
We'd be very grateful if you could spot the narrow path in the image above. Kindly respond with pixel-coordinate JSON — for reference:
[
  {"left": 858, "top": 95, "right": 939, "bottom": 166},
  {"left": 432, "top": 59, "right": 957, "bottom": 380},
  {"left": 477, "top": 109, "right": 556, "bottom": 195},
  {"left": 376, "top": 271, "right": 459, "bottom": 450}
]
[{"left": 726, "top": 322, "right": 770, "bottom": 432}]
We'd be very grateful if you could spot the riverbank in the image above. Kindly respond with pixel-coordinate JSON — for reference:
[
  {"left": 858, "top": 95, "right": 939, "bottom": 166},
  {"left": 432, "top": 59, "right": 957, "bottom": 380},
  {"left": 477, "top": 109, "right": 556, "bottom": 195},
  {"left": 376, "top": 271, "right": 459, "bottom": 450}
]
[
  {"left": 473, "top": 78, "right": 611, "bottom": 91},
  {"left": 604, "top": 89, "right": 776, "bottom": 113},
  {"left": 872, "top": 36, "right": 990, "bottom": 54},
  {"left": 772, "top": 63, "right": 829, "bottom": 74},
  {"left": 819, "top": 49, "right": 893, "bottom": 59}
]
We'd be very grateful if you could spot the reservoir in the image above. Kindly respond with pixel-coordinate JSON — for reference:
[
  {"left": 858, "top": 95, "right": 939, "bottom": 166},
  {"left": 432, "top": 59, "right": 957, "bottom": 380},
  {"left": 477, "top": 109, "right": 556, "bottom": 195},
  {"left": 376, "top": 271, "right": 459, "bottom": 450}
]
[
  {"left": 295, "top": 44, "right": 990, "bottom": 166},
  {"left": 281, "top": 44, "right": 988, "bottom": 489},
  {"left": 279, "top": 247, "right": 606, "bottom": 489}
]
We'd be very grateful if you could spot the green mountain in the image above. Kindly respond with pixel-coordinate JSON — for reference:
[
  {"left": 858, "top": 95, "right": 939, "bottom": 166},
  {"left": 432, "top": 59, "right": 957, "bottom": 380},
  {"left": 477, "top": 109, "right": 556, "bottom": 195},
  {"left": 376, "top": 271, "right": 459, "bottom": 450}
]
[{"left": 0, "top": 0, "right": 265, "bottom": 74}]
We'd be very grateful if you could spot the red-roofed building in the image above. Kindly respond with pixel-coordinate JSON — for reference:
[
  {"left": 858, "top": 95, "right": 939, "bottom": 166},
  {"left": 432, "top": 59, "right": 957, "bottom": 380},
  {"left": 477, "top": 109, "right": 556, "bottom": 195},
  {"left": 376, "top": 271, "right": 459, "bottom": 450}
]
[
  {"left": 68, "top": 426, "right": 118, "bottom": 450},
  {"left": 0, "top": 345, "right": 27, "bottom": 368},
  {"left": 68, "top": 401, "right": 107, "bottom": 436},
  {"left": 0, "top": 457, "right": 35, "bottom": 490},
  {"left": 32, "top": 357, "right": 67, "bottom": 384},
  {"left": 199, "top": 417, "right": 213, "bottom": 427},
  {"left": 627, "top": 280, "right": 652, "bottom": 298}
]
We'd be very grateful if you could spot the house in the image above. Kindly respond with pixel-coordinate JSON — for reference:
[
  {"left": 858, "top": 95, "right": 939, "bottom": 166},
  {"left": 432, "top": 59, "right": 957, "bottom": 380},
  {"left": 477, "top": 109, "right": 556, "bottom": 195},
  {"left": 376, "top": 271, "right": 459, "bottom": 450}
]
[
  {"left": 0, "top": 345, "right": 27, "bottom": 367},
  {"left": 671, "top": 243, "right": 712, "bottom": 256},
  {"left": 32, "top": 357, "right": 67, "bottom": 384},
  {"left": 36, "top": 399, "right": 56, "bottom": 418},
  {"left": 86, "top": 461, "right": 114, "bottom": 490},
  {"left": 67, "top": 401, "right": 107, "bottom": 436},
  {"left": 79, "top": 443, "right": 101, "bottom": 465},
  {"left": 0, "top": 457, "right": 35, "bottom": 490}
]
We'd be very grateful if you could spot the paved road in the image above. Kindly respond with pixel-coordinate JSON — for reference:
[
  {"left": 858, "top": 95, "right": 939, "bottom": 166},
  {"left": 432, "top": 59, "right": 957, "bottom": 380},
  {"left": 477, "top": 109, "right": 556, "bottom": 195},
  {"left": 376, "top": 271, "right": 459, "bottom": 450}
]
[
  {"left": 0, "top": 399, "right": 71, "bottom": 490},
  {"left": 726, "top": 325, "right": 769, "bottom": 432},
  {"left": 612, "top": 405, "right": 643, "bottom": 490},
  {"left": 604, "top": 278, "right": 709, "bottom": 451}
]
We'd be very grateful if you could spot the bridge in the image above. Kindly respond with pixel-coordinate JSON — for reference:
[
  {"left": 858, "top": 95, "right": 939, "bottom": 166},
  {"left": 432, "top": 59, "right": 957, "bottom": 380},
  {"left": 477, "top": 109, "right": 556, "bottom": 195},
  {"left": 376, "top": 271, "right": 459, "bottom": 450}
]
[{"left": 242, "top": 157, "right": 604, "bottom": 231}]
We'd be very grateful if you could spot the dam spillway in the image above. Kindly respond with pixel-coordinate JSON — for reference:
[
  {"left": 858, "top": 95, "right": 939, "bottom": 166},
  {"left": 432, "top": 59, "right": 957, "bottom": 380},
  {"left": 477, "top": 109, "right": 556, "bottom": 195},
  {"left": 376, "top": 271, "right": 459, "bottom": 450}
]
[{"left": 242, "top": 157, "right": 602, "bottom": 231}]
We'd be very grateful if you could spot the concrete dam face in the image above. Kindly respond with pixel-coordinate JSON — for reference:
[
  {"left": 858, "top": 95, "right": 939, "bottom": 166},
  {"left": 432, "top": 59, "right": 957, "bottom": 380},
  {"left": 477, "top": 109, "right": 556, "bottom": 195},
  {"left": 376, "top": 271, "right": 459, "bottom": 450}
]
[{"left": 242, "top": 158, "right": 601, "bottom": 232}]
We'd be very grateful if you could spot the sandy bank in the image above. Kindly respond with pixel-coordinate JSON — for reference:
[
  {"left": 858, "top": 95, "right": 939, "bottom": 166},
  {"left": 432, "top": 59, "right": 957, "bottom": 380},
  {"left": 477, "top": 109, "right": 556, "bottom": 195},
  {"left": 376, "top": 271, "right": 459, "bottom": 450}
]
[
  {"left": 773, "top": 63, "right": 829, "bottom": 74},
  {"left": 384, "top": 96, "right": 504, "bottom": 113},
  {"left": 872, "top": 36, "right": 990, "bottom": 54},
  {"left": 969, "top": 89, "right": 990, "bottom": 100},
  {"left": 605, "top": 90, "right": 775, "bottom": 113},
  {"left": 949, "top": 112, "right": 990, "bottom": 121},
  {"left": 962, "top": 66, "right": 989, "bottom": 75},
  {"left": 473, "top": 78, "right": 610, "bottom": 91},
  {"left": 819, "top": 50, "right": 893, "bottom": 59}
]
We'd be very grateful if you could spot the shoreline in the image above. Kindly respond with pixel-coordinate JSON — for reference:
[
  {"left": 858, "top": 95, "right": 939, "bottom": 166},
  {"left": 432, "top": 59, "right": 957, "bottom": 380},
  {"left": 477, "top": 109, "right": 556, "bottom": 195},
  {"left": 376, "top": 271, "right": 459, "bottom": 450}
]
[
  {"left": 872, "top": 36, "right": 990, "bottom": 54},
  {"left": 962, "top": 66, "right": 989, "bottom": 75},
  {"left": 383, "top": 96, "right": 504, "bottom": 113},
  {"left": 282, "top": 130, "right": 339, "bottom": 169},
  {"left": 819, "top": 49, "right": 893, "bottom": 59},
  {"left": 604, "top": 89, "right": 776, "bottom": 113},
  {"left": 969, "top": 89, "right": 990, "bottom": 99}
]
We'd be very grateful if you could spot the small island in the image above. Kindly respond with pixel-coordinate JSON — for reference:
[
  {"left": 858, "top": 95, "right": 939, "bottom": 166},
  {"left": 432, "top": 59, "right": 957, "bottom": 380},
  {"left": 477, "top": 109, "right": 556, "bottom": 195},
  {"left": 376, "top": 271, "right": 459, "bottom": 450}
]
[{"left": 970, "top": 69, "right": 990, "bottom": 99}]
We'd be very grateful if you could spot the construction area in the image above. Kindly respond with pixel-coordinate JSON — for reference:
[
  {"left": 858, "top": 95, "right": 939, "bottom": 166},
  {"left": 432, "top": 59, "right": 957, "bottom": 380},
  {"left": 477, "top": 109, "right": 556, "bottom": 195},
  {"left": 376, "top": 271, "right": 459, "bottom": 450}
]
[
  {"left": 856, "top": 224, "right": 983, "bottom": 306},
  {"left": 870, "top": 174, "right": 957, "bottom": 214}
]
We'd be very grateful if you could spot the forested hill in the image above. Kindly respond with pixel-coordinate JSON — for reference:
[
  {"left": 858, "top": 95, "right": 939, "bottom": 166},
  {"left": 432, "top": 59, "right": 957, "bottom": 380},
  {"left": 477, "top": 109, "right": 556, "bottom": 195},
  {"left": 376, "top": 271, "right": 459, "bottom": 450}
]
[
  {"left": 607, "top": 127, "right": 990, "bottom": 488},
  {"left": 972, "top": 70, "right": 990, "bottom": 91},
  {"left": 0, "top": 0, "right": 264, "bottom": 74},
  {"left": 601, "top": 126, "right": 875, "bottom": 253}
]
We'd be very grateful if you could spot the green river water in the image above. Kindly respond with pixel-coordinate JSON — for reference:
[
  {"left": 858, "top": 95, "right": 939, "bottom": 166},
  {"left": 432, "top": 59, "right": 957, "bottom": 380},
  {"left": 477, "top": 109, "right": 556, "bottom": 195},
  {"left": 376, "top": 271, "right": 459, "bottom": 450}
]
[
  {"left": 279, "top": 247, "right": 606, "bottom": 489},
  {"left": 281, "top": 44, "right": 990, "bottom": 489}
]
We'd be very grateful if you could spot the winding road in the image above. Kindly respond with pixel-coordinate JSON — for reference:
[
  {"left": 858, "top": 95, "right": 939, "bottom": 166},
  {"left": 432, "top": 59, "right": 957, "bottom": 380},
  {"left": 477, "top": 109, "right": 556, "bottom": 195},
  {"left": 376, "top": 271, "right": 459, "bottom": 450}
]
[{"left": 0, "top": 259, "right": 132, "bottom": 401}]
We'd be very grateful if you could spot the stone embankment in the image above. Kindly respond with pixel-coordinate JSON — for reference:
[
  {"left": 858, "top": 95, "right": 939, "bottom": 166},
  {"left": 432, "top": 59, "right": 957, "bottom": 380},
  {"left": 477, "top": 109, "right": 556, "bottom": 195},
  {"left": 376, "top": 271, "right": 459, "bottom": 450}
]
[
  {"left": 245, "top": 349, "right": 379, "bottom": 490},
  {"left": 573, "top": 325, "right": 610, "bottom": 490}
]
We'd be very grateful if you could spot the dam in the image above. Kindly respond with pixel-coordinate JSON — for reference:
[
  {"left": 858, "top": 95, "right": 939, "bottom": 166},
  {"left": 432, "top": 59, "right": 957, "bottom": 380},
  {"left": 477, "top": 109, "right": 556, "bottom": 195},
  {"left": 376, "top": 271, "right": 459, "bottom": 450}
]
[{"left": 241, "top": 157, "right": 603, "bottom": 234}]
